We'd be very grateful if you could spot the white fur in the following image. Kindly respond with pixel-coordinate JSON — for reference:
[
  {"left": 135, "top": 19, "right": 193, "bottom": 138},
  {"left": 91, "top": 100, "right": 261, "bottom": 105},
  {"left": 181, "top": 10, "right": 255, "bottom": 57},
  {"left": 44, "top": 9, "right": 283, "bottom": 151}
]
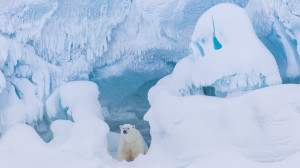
[{"left": 117, "top": 124, "right": 148, "bottom": 162}]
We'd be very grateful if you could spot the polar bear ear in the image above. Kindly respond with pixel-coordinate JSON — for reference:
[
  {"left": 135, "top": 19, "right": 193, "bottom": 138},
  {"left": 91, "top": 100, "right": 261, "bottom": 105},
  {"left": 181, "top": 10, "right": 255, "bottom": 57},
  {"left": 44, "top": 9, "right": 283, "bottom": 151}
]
[
  {"left": 132, "top": 125, "right": 135, "bottom": 129},
  {"left": 119, "top": 125, "right": 122, "bottom": 130}
]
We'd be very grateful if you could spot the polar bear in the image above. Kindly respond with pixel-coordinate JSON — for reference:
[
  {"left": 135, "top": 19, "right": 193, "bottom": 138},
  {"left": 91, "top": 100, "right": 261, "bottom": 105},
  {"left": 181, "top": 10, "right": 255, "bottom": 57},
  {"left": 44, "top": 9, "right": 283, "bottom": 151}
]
[{"left": 117, "top": 124, "right": 148, "bottom": 162}]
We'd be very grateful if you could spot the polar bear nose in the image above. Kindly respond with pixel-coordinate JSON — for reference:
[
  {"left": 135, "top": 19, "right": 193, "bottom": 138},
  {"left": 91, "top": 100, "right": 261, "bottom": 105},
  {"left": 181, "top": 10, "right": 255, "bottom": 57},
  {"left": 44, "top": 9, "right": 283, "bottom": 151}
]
[{"left": 123, "top": 130, "right": 127, "bottom": 134}]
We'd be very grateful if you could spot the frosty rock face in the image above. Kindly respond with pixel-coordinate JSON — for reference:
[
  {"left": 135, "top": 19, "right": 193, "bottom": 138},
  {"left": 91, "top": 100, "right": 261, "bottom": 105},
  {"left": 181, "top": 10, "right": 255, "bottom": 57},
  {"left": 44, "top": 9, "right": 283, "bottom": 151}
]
[{"left": 190, "top": 3, "right": 282, "bottom": 93}]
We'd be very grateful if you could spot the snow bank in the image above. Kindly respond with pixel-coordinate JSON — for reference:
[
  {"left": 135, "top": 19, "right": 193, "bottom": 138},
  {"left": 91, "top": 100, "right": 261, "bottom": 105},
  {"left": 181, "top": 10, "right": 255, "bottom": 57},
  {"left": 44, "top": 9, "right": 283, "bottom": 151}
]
[{"left": 189, "top": 3, "right": 281, "bottom": 93}]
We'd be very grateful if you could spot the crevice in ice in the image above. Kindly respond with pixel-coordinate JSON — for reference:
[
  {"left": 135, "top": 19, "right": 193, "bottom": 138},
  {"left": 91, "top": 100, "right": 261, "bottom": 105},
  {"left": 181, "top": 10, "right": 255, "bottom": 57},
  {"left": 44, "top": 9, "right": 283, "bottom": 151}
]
[
  {"left": 203, "top": 86, "right": 216, "bottom": 96},
  {"left": 31, "top": 114, "right": 53, "bottom": 143},
  {"left": 10, "top": 82, "right": 23, "bottom": 100},
  {"left": 212, "top": 16, "right": 222, "bottom": 50},
  {"left": 194, "top": 41, "right": 205, "bottom": 56}
]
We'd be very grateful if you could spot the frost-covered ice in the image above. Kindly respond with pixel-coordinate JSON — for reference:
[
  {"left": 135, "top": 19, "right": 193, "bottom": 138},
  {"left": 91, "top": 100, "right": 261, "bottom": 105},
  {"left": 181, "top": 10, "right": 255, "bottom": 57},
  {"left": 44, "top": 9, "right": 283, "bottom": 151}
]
[
  {"left": 246, "top": 0, "right": 300, "bottom": 79},
  {"left": 0, "top": 78, "right": 43, "bottom": 134}
]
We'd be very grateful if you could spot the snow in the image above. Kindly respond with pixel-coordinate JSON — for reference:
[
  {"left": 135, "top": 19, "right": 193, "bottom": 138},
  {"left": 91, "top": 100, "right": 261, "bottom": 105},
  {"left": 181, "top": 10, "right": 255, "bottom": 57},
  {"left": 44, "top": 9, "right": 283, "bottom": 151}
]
[
  {"left": 0, "top": 81, "right": 111, "bottom": 168},
  {"left": 46, "top": 81, "right": 104, "bottom": 121},
  {"left": 2, "top": 83, "right": 300, "bottom": 168},
  {"left": 146, "top": 82, "right": 300, "bottom": 166}
]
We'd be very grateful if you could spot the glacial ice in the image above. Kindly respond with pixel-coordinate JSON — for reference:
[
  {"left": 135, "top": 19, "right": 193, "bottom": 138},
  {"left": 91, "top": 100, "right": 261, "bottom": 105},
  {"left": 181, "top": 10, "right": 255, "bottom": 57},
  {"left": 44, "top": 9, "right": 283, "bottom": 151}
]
[{"left": 246, "top": 0, "right": 300, "bottom": 80}]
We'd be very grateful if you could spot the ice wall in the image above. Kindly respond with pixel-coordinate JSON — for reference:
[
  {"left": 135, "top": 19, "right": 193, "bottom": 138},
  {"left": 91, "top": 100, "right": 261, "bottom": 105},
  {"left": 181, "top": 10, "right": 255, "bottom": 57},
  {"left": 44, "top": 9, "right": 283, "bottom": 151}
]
[
  {"left": 246, "top": 0, "right": 300, "bottom": 81},
  {"left": 0, "top": 0, "right": 250, "bottom": 140}
]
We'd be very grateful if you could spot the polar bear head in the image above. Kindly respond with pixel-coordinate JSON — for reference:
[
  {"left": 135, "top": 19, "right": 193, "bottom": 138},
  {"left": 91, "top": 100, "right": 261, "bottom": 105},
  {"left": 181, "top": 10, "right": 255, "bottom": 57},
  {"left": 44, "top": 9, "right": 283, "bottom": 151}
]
[{"left": 120, "top": 124, "right": 137, "bottom": 142}]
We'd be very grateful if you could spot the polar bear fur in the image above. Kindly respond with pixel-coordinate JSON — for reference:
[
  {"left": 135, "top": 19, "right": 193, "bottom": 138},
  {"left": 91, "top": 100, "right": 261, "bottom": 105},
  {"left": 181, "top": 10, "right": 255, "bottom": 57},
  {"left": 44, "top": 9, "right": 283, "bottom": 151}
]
[{"left": 117, "top": 124, "right": 148, "bottom": 162}]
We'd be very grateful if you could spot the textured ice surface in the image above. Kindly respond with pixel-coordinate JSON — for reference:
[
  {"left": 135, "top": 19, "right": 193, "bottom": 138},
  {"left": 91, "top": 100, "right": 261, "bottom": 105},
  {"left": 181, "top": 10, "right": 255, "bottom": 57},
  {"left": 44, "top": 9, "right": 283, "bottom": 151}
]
[
  {"left": 0, "top": 78, "right": 43, "bottom": 135},
  {"left": 246, "top": 0, "right": 300, "bottom": 80}
]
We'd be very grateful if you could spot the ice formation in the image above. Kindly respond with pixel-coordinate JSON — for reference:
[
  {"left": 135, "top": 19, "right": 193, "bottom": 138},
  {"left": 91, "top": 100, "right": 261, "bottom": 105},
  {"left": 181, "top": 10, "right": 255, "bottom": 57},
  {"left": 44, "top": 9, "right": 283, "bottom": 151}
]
[{"left": 189, "top": 3, "right": 281, "bottom": 94}]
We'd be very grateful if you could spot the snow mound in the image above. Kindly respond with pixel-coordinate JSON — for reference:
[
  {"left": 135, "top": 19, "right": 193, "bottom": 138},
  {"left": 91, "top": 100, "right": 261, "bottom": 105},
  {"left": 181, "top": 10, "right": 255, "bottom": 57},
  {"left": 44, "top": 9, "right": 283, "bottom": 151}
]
[
  {"left": 46, "top": 81, "right": 104, "bottom": 121},
  {"left": 189, "top": 3, "right": 281, "bottom": 93},
  {"left": 0, "top": 81, "right": 111, "bottom": 168},
  {"left": 146, "top": 83, "right": 300, "bottom": 165}
]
